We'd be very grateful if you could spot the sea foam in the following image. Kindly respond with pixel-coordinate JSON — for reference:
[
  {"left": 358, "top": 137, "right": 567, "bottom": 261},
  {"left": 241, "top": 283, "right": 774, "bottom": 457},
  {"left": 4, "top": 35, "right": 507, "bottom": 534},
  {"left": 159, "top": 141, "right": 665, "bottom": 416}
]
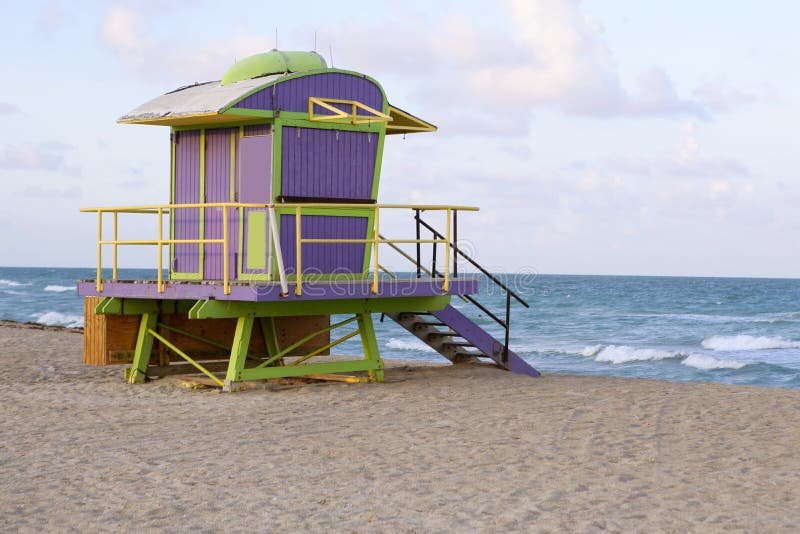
[
  {"left": 0, "top": 279, "right": 28, "bottom": 287},
  {"left": 44, "top": 285, "right": 74, "bottom": 293},
  {"left": 385, "top": 337, "right": 435, "bottom": 352},
  {"left": 580, "top": 345, "right": 603, "bottom": 357},
  {"left": 701, "top": 334, "right": 800, "bottom": 351},
  {"left": 682, "top": 353, "right": 748, "bottom": 370},
  {"left": 594, "top": 345, "right": 683, "bottom": 364},
  {"left": 31, "top": 311, "right": 84, "bottom": 328}
]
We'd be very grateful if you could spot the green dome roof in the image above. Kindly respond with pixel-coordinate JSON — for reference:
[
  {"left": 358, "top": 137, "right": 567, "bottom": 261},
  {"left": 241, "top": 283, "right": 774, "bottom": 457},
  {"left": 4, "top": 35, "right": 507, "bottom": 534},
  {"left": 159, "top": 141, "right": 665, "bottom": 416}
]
[{"left": 221, "top": 50, "right": 328, "bottom": 85}]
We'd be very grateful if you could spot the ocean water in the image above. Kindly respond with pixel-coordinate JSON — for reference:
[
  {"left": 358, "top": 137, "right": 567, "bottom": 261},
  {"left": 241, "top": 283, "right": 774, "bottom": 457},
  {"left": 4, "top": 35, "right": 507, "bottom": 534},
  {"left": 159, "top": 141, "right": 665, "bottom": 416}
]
[{"left": 2, "top": 267, "right": 800, "bottom": 389}]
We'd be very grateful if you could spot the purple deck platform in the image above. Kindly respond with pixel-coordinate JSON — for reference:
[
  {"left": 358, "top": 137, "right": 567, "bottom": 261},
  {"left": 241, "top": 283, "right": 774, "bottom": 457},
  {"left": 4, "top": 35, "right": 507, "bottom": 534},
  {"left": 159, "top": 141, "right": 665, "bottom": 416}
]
[{"left": 77, "top": 277, "right": 479, "bottom": 302}]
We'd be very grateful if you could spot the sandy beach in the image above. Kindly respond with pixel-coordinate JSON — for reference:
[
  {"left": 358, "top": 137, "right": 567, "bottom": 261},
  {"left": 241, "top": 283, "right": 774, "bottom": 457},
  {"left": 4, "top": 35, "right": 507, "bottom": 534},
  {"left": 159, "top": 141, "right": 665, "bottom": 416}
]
[{"left": 1, "top": 322, "right": 799, "bottom": 532}]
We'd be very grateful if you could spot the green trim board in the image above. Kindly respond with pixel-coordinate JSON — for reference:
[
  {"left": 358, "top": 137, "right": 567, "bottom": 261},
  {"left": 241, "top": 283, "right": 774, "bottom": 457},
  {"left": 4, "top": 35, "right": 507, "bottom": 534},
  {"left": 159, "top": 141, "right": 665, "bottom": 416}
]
[
  {"left": 235, "top": 358, "right": 381, "bottom": 382},
  {"left": 189, "top": 295, "right": 451, "bottom": 319},
  {"left": 370, "top": 124, "right": 387, "bottom": 200},
  {"left": 172, "top": 118, "right": 272, "bottom": 131}
]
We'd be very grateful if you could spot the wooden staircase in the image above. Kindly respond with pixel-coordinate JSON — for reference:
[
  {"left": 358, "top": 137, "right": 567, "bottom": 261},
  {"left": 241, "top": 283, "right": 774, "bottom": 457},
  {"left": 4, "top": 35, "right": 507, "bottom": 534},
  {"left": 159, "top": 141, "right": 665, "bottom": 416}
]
[
  {"left": 380, "top": 211, "right": 541, "bottom": 379},
  {"left": 388, "top": 305, "right": 540, "bottom": 377}
]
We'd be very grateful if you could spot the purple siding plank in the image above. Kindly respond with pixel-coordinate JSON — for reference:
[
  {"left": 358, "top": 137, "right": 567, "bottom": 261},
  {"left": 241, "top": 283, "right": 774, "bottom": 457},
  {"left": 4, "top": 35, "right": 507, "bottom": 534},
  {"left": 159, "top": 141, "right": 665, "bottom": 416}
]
[
  {"left": 173, "top": 130, "right": 200, "bottom": 274},
  {"left": 280, "top": 215, "right": 368, "bottom": 275},
  {"left": 281, "top": 127, "right": 376, "bottom": 199},
  {"left": 233, "top": 72, "right": 383, "bottom": 113}
]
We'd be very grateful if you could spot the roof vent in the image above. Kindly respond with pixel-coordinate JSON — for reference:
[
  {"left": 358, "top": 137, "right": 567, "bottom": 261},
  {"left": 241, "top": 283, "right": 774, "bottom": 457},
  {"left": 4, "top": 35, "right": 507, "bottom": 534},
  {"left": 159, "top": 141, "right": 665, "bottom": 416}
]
[{"left": 221, "top": 50, "right": 328, "bottom": 85}]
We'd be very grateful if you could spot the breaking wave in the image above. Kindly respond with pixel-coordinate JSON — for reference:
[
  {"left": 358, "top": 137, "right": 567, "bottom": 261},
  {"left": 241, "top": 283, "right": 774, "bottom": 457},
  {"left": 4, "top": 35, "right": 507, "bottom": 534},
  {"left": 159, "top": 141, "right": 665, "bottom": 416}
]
[
  {"left": 580, "top": 345, "right": 603, "bottom": 357},
  {"left": 30, "top": 311, "right": 84, "bottom": 328},
  {"left": 385, "top": 337, "right": 435, "bottom": 352},
  {"left": 701, "top": 335, "right": 800, "bottom": 351},
  {"left": 681, "top": 354, "right": 748, "bottom": 370},
  {"left": 0, "top": 279, "right": 29, "bottom": 287},
  {"left": 593, "top": 345, "right": 685, "bottom": 364},
  {"left": 44, "top": 285, "right": 74, "bottom": 293}
]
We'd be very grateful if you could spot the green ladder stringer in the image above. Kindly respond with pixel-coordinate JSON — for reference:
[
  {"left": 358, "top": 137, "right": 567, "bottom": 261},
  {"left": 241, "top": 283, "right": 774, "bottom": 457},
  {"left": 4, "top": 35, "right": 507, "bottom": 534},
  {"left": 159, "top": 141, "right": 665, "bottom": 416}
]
[{"left": 102, "top": 295, "right": 451, "bottom": 391}]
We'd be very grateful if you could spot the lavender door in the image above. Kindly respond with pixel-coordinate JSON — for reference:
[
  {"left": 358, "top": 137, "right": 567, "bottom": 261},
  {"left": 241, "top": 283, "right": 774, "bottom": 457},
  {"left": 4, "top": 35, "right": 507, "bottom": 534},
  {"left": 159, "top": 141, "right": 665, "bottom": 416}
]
[
  {"left": 202, "top": 128, "right": 238, "bottom": 280},
  {"left": 238, "top": 125, "right": 272, "bottom": 275},
  {"left": 172, "top": 130, "right": 201, "bottom": 276}
]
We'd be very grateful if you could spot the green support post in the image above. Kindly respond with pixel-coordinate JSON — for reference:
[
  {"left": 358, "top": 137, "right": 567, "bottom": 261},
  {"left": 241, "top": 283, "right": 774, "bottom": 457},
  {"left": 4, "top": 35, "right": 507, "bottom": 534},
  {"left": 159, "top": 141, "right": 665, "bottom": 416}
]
[
  {"left": 259, "top": 317, "right": 281, "bottom": 364},
  {"left": 224, "top": 315, "right": 255, "bottom": 392},
  {"left": 357, "top": 312, "right": 384, "bottom": 381},
  {"left": 127, "top": 312, "right": 158, "bottom": 383}
]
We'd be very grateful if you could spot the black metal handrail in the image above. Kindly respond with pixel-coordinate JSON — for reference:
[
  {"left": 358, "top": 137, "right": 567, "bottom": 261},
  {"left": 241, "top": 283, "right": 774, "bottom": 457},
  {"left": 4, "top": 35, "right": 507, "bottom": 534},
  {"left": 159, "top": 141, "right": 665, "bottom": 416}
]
[
  {"left": 414, "top": 214, "right": 529, "bottom": 308},
  {"left": 409, "top": 213, "right": 531, "bottom": 366}
]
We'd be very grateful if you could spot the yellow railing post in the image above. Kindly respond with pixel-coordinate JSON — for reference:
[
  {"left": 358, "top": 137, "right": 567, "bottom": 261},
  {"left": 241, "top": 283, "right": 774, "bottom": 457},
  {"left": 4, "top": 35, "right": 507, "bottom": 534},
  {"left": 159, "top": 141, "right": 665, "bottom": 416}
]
[
  {"left": 96, "top": 210, "right": 103, "bottom": 292},
  {"left": 443, "top": 208, "right": 451, "bottom": 292},
  {"left": 223, "top": 204, "right": 230, "bottom": 295},
  {"left": 371, "top": 206, "right": 380, "bottom": 294},
  {"left": 112, "top": 212, "right": 118, "bottom": 281},
  {"left": 157, "top": 207, "right": 164, "bottom": 292},
  {"left": 295, "top": 205, "right": 302, "bottom": 296}
]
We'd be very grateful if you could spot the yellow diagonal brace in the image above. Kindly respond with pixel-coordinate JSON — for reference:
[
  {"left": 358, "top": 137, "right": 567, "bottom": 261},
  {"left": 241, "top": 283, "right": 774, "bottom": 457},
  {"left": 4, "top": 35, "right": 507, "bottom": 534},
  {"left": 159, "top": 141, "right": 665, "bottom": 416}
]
[
  {"left": 146, "top": 328, "right": 224, "bottom": 387},
  {"left": 255, "top": 316, "right": 358, "bottom": 369},
  {"left": 289, "top": 329, "right": 360, "bottom": 367}
]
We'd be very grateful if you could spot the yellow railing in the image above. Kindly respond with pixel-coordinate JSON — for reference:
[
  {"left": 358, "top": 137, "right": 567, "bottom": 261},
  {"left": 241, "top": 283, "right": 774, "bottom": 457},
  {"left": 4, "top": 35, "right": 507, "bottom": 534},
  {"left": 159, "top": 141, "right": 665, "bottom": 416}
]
[
  {"left": 80, "top": 203, "right": 479, "bottom": 296},
  {"left": 308, "top": 97, "right": 392, "bottom": 125}
]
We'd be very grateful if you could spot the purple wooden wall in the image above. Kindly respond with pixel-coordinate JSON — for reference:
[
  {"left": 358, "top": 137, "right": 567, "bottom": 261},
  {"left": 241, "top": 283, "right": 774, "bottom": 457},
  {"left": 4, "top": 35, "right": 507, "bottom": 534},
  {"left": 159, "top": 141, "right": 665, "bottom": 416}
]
[
  {"left": 233, "top": 72, "right": 383, "bottom": 113},
  {"left": 280, "top": 215, "right": 368, "bottom": 275},
  {"left": 202, "top": 127, "right": 238, "bottom": 280},
  {"left": 173, "top": 130, "right": 201, "bottom": 274},
  {"left": 281, "top": 127, "right": 377, "bottom": 200}
]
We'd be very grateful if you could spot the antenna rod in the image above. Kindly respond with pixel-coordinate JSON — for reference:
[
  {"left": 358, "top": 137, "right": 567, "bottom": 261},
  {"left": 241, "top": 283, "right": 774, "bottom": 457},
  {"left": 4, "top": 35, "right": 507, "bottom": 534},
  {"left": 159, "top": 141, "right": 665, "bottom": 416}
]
[
  {"left": 275, "top": 28, "right": 278, "bottom": 49},
  {"left": 329, "top": 44, "right": 334, "bottom": 68}
]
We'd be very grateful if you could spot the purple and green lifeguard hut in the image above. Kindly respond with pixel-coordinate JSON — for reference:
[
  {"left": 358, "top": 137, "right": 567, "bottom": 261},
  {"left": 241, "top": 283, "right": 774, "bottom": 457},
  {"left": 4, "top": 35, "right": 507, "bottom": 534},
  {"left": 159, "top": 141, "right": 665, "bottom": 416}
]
[{"left": 79, "top": 50, "right": 538, "bottom": 390}]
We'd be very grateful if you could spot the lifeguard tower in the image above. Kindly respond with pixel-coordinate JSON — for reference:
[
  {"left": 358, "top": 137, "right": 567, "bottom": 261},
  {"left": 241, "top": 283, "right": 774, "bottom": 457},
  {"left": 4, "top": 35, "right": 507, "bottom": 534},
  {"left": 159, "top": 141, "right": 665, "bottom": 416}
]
[{"left": 79, "top": 50, "right": 539, "bottom": 390}]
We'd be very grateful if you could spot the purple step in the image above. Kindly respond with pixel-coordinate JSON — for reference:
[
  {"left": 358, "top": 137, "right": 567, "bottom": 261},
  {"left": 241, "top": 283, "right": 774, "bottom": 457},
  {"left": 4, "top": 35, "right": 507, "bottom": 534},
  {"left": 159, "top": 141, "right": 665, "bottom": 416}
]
[{"left": 431, "top": 305, "right": 540, "bottom": 378}]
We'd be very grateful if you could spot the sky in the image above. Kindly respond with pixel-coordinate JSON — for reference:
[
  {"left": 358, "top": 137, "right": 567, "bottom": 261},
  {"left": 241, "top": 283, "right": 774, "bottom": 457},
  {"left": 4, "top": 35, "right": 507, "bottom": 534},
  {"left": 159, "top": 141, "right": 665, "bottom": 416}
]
[{"left": 1, "top": 0, "right": 799, "bottom": 277}]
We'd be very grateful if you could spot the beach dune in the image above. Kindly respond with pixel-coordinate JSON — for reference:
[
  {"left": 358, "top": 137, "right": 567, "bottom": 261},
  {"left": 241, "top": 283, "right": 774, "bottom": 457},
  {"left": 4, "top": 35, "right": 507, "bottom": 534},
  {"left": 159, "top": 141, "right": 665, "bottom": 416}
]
[{"left": 1, "top": 322, "right": 799, "bottom": 531}]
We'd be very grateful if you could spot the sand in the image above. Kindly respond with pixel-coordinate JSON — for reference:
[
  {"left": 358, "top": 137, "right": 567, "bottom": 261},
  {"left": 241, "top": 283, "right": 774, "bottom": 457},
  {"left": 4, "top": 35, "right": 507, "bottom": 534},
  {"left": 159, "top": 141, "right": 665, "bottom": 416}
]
[{"left": 1, "top": 323, "right": 799, "bottom": 532}]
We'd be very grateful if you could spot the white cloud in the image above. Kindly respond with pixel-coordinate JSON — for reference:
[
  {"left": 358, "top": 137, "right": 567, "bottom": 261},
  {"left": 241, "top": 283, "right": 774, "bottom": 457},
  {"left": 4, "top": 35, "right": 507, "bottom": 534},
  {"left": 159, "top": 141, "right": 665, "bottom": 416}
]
[
  {"left": 319, "top": 0, "right": 743, "bottom": 129},
  {"left": 692, "top": 77, "right": 756, "bottom": 112},
  {"left": 19, "top": 185, "right": 82, "bottom": 199},
  {"left": 99, "top": 4, "right": 271, "bottom": 83},
  {"left": 97, "top": 0, "right": 753, "bottom": 135},
  {"left": 0, "top": 102, "right": 20, "bottom": 116},
  {"left": 0, "top": 142, "right": 81, "bottom": 177}
]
